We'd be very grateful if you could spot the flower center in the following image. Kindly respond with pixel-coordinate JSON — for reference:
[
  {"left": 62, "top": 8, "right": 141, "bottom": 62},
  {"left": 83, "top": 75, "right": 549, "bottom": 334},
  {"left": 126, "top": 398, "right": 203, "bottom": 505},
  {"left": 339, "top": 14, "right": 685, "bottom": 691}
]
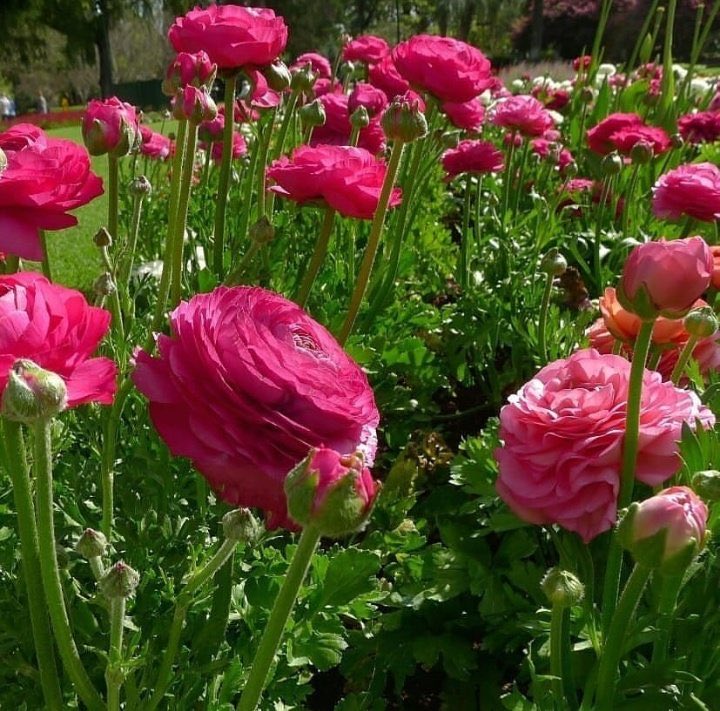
[{"left": 291, "top": 325, "right": 326, "bottom": 358}]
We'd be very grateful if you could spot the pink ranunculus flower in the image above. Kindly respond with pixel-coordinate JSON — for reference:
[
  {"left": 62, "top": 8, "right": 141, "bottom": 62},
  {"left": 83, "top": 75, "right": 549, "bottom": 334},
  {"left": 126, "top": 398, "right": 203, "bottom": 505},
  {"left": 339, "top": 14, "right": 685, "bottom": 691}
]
[
  {"left": 392, "top": 34, "right": 493, "bottom": 103},
  {"left": 618, "top": 237, "right": 714, "bottom": 319},
  {"left": 491, "top": 95, "right": 554, "bottom": 137},
  {"left": 441, "top": 139, "right": 504, "bottom": 180},
  {"left": 531, "top": 138, "right": 574, "bottom": 172},
  {"left": 441, "top": 98, "right": 485, "bottom": 131},
  {"left": 290, "top": 52, "right": 332, "bottom": 79},
  {"left": 310, "top": 93, "right": 386, "bottom": 154},
  {"left": 342, "top": 35, "right": 390, "bottom": 64},
  {"left": 0, "top": 272, "right": 116, "bottom": 407},
  {"left": 608, "top": 124, "right": 671, "bottom": 157},
  {"left": 132, "top": 286, "right": 380, "bottom": 528},
  {"left": 652, "top": 163, "right": 720, "bottom": 223},
  {"left": 678, "top": 111, "right": 720, "bottom": 144},
  {"left": 139, "top": 127, "right": 173, "bottom": 161},
  {"left": 348, "top": 82, "right": 388, "bottom": 118},
  {"left": 168, "top": 5, "right": 288, "bottom": 70},
  {"left": 162, "top": 50, "right": 217, "bottom": 96},
  {"left": 313, "top": 78, "right": 343, "bottom": 97},
  {"left": 267, "top": 144, "right": 402, "bottom": 219},
  {"left": 197, "top": 114, "right": 226, "bottom": 143},
  {"left": 586, "top": 112, "right": 643, "bottom": 155},
  {"left": 368, "top": 54, "right": 411, "bottom": 100},
  {"left": 495, "top": 349, "right": 714, "bottom": 543},
  {"left": 209, "top": 131, "right": 247, "bottom": 164},
  {"left": 82, "top": 96, "right": 141, "bottom": 157},
  {"left": 0, "top": 124, "right": 104, "bottom": 260}
]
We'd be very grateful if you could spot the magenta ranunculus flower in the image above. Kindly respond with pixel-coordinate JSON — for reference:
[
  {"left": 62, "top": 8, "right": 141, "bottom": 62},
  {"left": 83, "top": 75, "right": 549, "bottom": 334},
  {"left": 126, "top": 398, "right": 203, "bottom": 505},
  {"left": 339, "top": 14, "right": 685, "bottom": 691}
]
[
  {"left": 586, "top": 112, "right": 643, "bottom": 155},
  {"left": 442, "top": 139, "right": 504, "bottom": 180},
  {"left": 348, "top": 82, "right": 388, "bottom": 118},
  {"left": 139, "top": 126, "right": 173, "bottom": 161},
  {"left": 531, "top": 138, "right": 574, "bottom": 171},
  {"left": 652, "top": 163, "right": 720, "bottom": 223},
  {"left": 82, "top": 97, "right": 141, "bottom": 157},
  {"left": 678, "top": 111, "right": 720, "bottom": 144},
  {"left": 209, "top": 131, "right": 247, "bottom": 164},
  {"left": 310, "top": 93, "right": 386, "bottom": 154},
  {"left": 491, "top": 95, "right": 554, "bottom": 137},
  {"left": 368, "top": 55, "right": 411, "bottom": 101},
  {"left": 290, "top": 52, "right": 332, "bottom": 79},
  {"left": 132, "top": 286, "right": 380, "bottom": 528},
  {"left": 0, "top": 272, "right": 116, "bottom": 407},
  {"left": 618, "top": 237, "right": 714, "bottom": 319},
  {"left": 0, "top": 124, "right": 104, "bottom": 260},
  {"left": 441, "top": 98, "right": 485, "bottom": 131},
  {"left": 342, "top": 35, "right": 390, "bottom": 64},
  {"left": 168, "top": 5, "right": 288, "bottom": 70},
  {"left": 267, "top": 144, "right": 402, "bottom": 219},
  {"left": 495, "top": 349, "right": 714, "bottom": 543},
  {"left": 608, "top": 124, "right": 671, "bottom": 157}
]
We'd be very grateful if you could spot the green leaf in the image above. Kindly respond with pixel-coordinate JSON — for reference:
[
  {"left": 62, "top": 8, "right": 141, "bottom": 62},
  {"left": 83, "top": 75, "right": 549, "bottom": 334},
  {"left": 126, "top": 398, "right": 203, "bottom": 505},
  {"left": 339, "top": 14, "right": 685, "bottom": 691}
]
[{"left": 316, "top": 548, "right": 381, "bottom": 609}]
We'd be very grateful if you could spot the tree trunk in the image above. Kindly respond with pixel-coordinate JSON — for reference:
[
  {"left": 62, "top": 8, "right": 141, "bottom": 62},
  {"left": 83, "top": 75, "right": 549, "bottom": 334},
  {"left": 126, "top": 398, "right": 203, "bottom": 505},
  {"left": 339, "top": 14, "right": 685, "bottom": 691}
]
[
  {"left": 457, "top": 0, "right": 476, "bottom": 41},
  {"left": 530, "top": 0, "right": 544, "bottom": 61},
  {"left": 95, "top": 1, "right": 113, "bottom": 97}
]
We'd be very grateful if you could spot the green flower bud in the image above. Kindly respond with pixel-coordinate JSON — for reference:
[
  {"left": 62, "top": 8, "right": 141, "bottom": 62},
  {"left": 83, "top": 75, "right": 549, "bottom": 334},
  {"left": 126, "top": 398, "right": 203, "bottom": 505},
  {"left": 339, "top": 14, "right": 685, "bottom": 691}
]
[
  {"left": 222, "top": 508, "right": 262, "bottom": 543},
  {"left": 129, "top": 175, "right": 152, "bottom": 197},
  {"left": 541, "top": 567, "right": 585, "bottom": 607},
  {"left": 75, "top": 528, "right": 108, "bottom": 559},
  {"left": 350, "top": 105, "right": 370, "bottom": 129},
  {"left": 93, "top": 227, "right": 113, "bottom": 248},
  {"left": 540, "top": 248, "right": 567, "bottom": 277},
  {"left": 381, "top": 97, "right": 428, "bottom": 143},
  {"left": 93, "top": 273, "right": 117, "bottom": 298},
  {"left": 99, "top": 561, "right": 140, "bottom": 599},
  {"left": 299, "top": 99, "right": 327, "bottom": 129},
  {"left": 692, "top": 470, "right": 720, "bottom": 502},
  {"left": 580, "top": 86, "right": 596, "bottom": 104},
  {"left": 441, "top": 131, "right": 461, "bottom": 149},
  {"left": 263, "top": 62, "right": 292, "bottom": 92},
  {"left": 630, "top": 140, "right": 653, "bottom": 165},
  {"left": 684, "top": 306, "right": 718, "bottom": 339},
  {"left": 249, "top": 216, "right": 275, "bottom": 245},
  {"left": 291, "top": 64, "right": 316, "bottom": 92},
  {"left": 601, "top": 151, "right": 623, "bottom": 176},
  {"left": 671, "top": 133, "right": 684, "bottom": 149},
  {"left": 2, "top": 359, "right": 67, "bottom": 423}
]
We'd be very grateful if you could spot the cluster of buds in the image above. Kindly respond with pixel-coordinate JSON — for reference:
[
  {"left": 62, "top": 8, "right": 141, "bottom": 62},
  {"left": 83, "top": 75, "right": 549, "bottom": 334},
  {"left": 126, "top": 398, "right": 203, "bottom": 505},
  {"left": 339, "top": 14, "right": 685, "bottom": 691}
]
[
  {"left": 173, "top": 85, "right": 218, "bottom": 124},
  {"left": 162, "top": 51, "right": 217, "bottom": 96}
]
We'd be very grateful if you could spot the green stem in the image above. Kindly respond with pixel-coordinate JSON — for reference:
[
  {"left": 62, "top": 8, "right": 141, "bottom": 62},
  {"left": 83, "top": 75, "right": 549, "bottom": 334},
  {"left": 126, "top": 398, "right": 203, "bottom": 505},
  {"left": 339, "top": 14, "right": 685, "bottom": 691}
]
[
  {"left": 296, "top": 207, "right": 337, "bottom": 307},
  {"left": 212, "top": 75, "right": 238, "bottom": 279},
  {"left": 651, "top": 574, "right": 683, "bottom": 664},
  {"left": 108, "top": 154, "right": 119, "bottom": 244},
  {"left": 33, "top": 417, "right": 105, "bottom": 711},
  {"left": 89, "top": 556, "right": 105, "bottom": 582},
  {"left": 235, "top": 132, "right": 261, "bottom": 251},
  {"left": 106, "top": 596, "right": 126, "bottom": 711},
  {"left": 538, "top": 272, "right": 554, "bottom": 363},
  {"left": 593, "top": 176, "right": 612, "bottom": 294},
  {"left": 170, "top": 123, "right": 199, "bottom": 307},
  {"left": 338, "top": 140, "right": 405, "bottom": 345},
  {"left": 255, "top": 111, "right": 276, "bottom": 219},
  {"left": 1, "top": 419, "right": 63, "bottom": 710},
  {"left": 551, "top": 605, "right": 575, "bottom": 710},
  {"left": 273, "top": 90, "right": 299, "bottom": 161},
  {"left": 459, "top": 177, "right": 472, "bottom": 290},
  {"left": 594, "top": 565, "right": 651, "bottom": 711},
  {"left": 670, "top": 334, "right": 699, "bottom": 385},
  {"left": 225, "top": 241, "right": 261, "bottom": 286},
  {"left": 39, "top": 230, "right": 53, "bottom": 281},
  {"left": 118, "top": 185, "right": 146, "bottom": 299},
  {"left": 146, "top": 538, "right": 238, "bottom": 710},
  {"left": 236, "top": 526, "right": 322, "bottom": 711}
]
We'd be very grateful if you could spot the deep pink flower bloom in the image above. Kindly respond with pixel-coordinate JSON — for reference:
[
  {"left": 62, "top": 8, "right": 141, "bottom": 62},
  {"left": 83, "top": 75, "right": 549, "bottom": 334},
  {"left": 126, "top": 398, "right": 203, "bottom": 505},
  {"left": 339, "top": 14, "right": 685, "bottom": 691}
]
[
  {"left": 392, "top": 34, "right": 492, "bottom": 103},
  {"left": 290, "top": 52, "right": 332, "bottom": 79},
  {"left": 653, "top": 163, "right": 720, "bottom": 223},
  {"left": 495, "top": 349, "right": 714, "bottom": 542},
  {"left": 348, "top": 82, "right": 388, "bottom": 118},
  {"left": 531, "top": 84, "right": 570, "bottom": 111},
  {"left": 139, "top": 126, "right": 173, "bottom": 161},
  {"left": 209, "top": 132, "right": 247, "bottom": 164},
  {"left": 442, "top": 139, "right": 504, "bottom": 180},
  {"left": 0, "top": 272, "right": 116, "bottom": 407},
  {"left": 168, "top": 5, "right": 288, "bottom": 70},
  {"left": 311, "top": 93, "right": 386, "bottom": 154},
  {"left": 82, "top": 97, "right": 140, "bottom": 156},
  {"left": 197, "top": 114, "right": 226, "bottom": 143},
  {"left": 343, "top": 35, "right": 390, "bottom": 64},
  {"left": 0, "top": 124, "right": 104, "bottom": 260},
  {"left": 609, "top": 124, "right": 670, "bottom": 156},
  {"left": 368, "top": 54, "right": 411, "bottom": 100},
  {"left": 441, "top": 98, "right": 485, "bottom": 131},
  {"left": 678, "top": 111, "right": 720, "bottom": 144},
  {"left": 531, "top": 138, "right": 574, "bottom": 171},
  {"left": 132, "top": 286, "right": 380, "bottom": 528},
  {"left": 586, "top": 112, "right": 643, "bottom": 155},
  {"left": 491, "top": 95, "right": 554, "bottom": 137},
  {"left": 313, "top": 78, "right": 343, "bottom": 97},
  {"left": 267, "top": 144, "right": 401, "bottom": 219}
]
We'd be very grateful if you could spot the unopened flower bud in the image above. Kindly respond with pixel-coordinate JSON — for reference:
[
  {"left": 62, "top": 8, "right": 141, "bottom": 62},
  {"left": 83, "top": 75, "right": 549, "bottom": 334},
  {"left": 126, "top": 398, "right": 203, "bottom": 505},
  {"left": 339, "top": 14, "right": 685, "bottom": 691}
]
[
  {"left": 222, "top": 508, "right": 262, "bottom": 543},
  {"left": 350, "top": 105, "right": 370, "bottom": 129},
  {"left": 684, "top": 306, "right": 718, "bottom": 338},
  {"left": 249, "top": 216, "right": 275, "bottom": 245},
  {"left": 93, "top": 273, "right": 117, "bottom": 298},
  {"left": 671, "top": 133, "right": 684, "bottom": 149},
  {"left": 82, "top": 98, "right": 140, "bottom": 157},
  {"left": 99, "top": 561, "right": 140, "bottom": 599},
  {"left": 75, "top": 528, "right": 108, "bottom": 559},
  {"left": 263, "top": 61, "right": 292, "bottom": 92},
  {"left": 441, "top": 131, "right": 461, "bottom": 149},
  {"left": 129, "top": 175, "right": 152, "bottom": 197},
  {"left": 381, "top": 96, "right": 428, "bottom": 143},
  {"left": 541, "top": 567, "right": 585, "bottom": 607},
  {"left": 619, "top": 486, "right": 708, "bottom": 575},
  {"left": 601, "top": 151, "right": 623, "bottom": 176},
  {"left": 630, "top": 140, "right": 654, "bottom": 164},
  {"left": 692, "top": 470, "right": 720, "bottom": 502},
  {"left": 0, "top": 148, "right": 6, "bottom": 175},
  {"left": 2, "top": 359, "right": 67, "bottom": 423},
  {"left": 162, "top": 50, "right": 217, "bottom": 96},
  {"left": 290, "top": 64, "right": 316, "bottom": 92},
  {"left": 173, "top": 86, "right": 217, "bottom": 124},
  {"left": 284, "top": 447, "right": 379, "bottom": 538},
  {"left": 93, "top": 227, "right": 112, "bottom": 248},
  {"left": 580, "top": 86, "right": 595, "bottom": 104},
  {"left": 299, "top": 99, "right": 327, "bottom": 129},
  {"left": 540, "top": 249, "right": 567, "bottom": 277}
]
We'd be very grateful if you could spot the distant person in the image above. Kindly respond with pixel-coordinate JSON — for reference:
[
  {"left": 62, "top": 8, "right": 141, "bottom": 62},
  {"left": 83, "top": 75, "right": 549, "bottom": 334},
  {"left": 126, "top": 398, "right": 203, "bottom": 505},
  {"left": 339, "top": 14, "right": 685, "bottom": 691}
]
[
  {"left": 36, "top": 92, "right": 48, "bottom": 114},
  {"left": 7, "top": 97, "right": 16, "bottom": 119},
  {"left": 60, "top": 95, "right": 70, "bottom": 110},
  {"left": 0, "top": 94, "right": 9, "bottom": 121}
]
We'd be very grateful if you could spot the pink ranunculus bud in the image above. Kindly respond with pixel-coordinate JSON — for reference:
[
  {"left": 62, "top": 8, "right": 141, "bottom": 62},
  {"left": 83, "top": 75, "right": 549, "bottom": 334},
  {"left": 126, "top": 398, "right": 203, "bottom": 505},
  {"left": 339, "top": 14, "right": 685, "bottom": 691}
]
[
  {"left": 284, "top": 447, "right": 379, "bottom": 537},
  {"left": 173, "top": 85, "right": 217, "bottom": 124},
  {"left": 82, "top": 97, "right": 140, "bottom": 157},
  {"left": 381, "top": 95, "right": 428, "bottom": 143},
  {"left": 619, "top": 486, "right": 708, "bottom": 574},
  {"left": 162, "top": 50, "right": 217, "bottom": 96},
  {"left": 617, "top": 237, "right": 714, "bottom": 320},
  {"left": 1, "top": 359, "right": 68, "bottom": 423}
]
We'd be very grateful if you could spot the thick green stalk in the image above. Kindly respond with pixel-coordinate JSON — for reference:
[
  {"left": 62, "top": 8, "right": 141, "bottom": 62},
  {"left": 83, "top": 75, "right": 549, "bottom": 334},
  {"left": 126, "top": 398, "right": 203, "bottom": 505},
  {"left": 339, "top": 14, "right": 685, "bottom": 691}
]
[
  {"left": 237, "top": 526, "right": 321, "bottom": 711},
  {"left": 170, "top": 123, "right": 199, "bottom": 307},
  {"left": 538, "top": 271, "right": 554, "bottom": 363},
  {"left": 212, "top": 75, "right": 238, "bottom": 278},
  {"left": 550, "top": 605, "right": 575, "bottom": 710},
  {"left": 106, "top": 596, "right": 126, "bottom": 711},
  {"left": 255, "top": 110, "right": 277, "bottom": 219},
  {"left": 651, "top": 574, "right": 683, "bottom": 664},
  {"left": 235, "top": 132, "right": 261, "bottom": 252},
  {"left": 33, "top": 418, "right": 104, "bottom": 711},
  {"left": 39, "top": 230, "right": 53, "bottom": 281},
  {"left": 296, "top": 207, "right": 337, "bottom": 307},
  {"left": 108, "top": 154, "right": 119, "bottom": 244},
  {"left": 2, "top": 419, "right": 63, "bottom": 710},
  {"left": 623, "top": 0, "right": 661, "bottom": 75},
  {"left": 670, "top": 334, "right": 700, "bottom": 385},
  {"left": 338, "top": 140, "right": 405, "bottom": 345},
  {"left": 593, "top": 176, "right": 613, "bottom": 294},
  {"left": 588, "top": 0, "right": 614, "bottom": 80},
  {"left": 459, "top": 177, "right": 472, "bottom": 290},
  {"left": 594, "top": 565, "right": 651, "bottom": 710}
]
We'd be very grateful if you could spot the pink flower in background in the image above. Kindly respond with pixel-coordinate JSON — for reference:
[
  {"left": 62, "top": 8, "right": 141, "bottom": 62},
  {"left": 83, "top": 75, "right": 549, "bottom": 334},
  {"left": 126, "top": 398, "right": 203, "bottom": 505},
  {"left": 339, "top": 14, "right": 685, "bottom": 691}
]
[
  {"left": 168, "top": 5, "right": 288, "bottom": 70},
  {"left": 313, "top": 78, "right": 343, "bottom": 97},
  {"left": 267, "top": 144, "right": 401, "bottom": 219},
  {"left": 0, "top": 273, "right": 116, "bottom": 407},
  {"left": 609, "top": 124, "right": 670, "bottom": 156},
  {"left": 495, "top": 349, "right": 714, "bottom": 542},
  {"left": 132, "top": 286, "right": 379, "bottom": 528},
  {"left": 392, "top": 34, "right": 493, "bottom": 102},
  {"left": 678, "top": 111, "right": 720, "bottom": 144},
  {"left": 531, "top": 138, "right": 574, "bottom": 171},
  {"left": 311, "top": 93, "right": 386, "bottom": 154},
  {"left": 197, "top": 114, "right": 226, "bottom": 143},
  {"left": 442, "top": 98, "right": 485, "bottom": 131},
  {"left": 348, "top": 82, "right": 388, "bottom": 118},
  {"left": 290, "top": 52, "right": 332, "bottom": 79},
  {"left": 0, "top": 123, "right": 104, "bottom": 260},
  {"left": 208, "top": 131, "right": 247, "bottom": 164},
  {"left": 82, "top": 97, "right": 140, "bottom": 156},
  {"left": 587, "top": 112, "right": 643, "bottom": 154},
  {"left": 368, "top": 54, "right": 411, "bottom": 100},
  {"left": 491, "top": 95, "right": 554, "bottom": 137},
  {"left": 343, "top": 35, "right": 390, "bottom": 64},
  {"left": 163, "top": 50, "right": 217, "bottom": 95},
  {"left": 442, "top": 139, "right": 504, "bottom": 180},
  {"left": 139, "top": 126, "right": 173, "bottom": 161},
  {"left": 653, "top": 163, "right": 720, "bottom": 223}
]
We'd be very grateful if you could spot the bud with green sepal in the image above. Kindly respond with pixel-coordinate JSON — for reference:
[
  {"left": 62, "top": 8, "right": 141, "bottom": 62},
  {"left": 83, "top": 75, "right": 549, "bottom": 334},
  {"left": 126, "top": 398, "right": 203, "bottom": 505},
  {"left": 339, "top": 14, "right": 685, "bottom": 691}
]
[
  {"left": 630, "top": 139, "right": 654, "bottom": 165},
  {"left": 299, "top": 99, "right": 327, "bottom": 129},
  {"left": 350, "top": 105, "right": 370, "bottom": 130},
  {"left": 541, "top": 567, "right": 585, "bottom": 607},
  {"left": 540, "top": 248, "right": 567, "bottom": 277},
  {"left": 684, "top": 306, "right": 718, "bottom": 339},
  {"left": 75, "top": 528, "right": 108, "bottom": 560},
  {"left": 2, "top": 359, "right": 67, "bottom": 423},
  {"left": 129, "top": 175, "right": 152, "bottom": 197},
  {"left": 173, "top": 85, "right": 218, "bottom": 125},
  {"left": 263, "top": 62, "right": 292, "bottom": 92},
  {"left": 222, "top": 508, "right": 262, "bottom": 544},
  {"left": 290, "top": 64, "right": 316, "bottom": 93},
  {"left": 692, "top": 470, "right": 720, "bottom": 502},
  {"left": 601, "top": 151, "right": 623, "bottom": 176},
  {"left": 381, "top": 95, "right": 428, "bottom": 143},
  {"left": 100, "top": 561, "right": 140, "bottom": 599}
]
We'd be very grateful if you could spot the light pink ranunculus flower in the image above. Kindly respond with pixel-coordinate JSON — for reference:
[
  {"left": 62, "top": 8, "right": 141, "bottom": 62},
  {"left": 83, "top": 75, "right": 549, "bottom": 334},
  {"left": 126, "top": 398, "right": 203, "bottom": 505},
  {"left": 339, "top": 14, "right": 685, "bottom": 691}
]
[
  {"left": 491, "top": 95, "right": 554, "bottom": 137},
  {"left": 132, "top": 286, "right": 380, "bottom": 528},
  {"left": 652, "top": 163, "right": 720, "bottom": 223},
  {"left": 495, "top": 349, "right": 714, "bottom": 543}
]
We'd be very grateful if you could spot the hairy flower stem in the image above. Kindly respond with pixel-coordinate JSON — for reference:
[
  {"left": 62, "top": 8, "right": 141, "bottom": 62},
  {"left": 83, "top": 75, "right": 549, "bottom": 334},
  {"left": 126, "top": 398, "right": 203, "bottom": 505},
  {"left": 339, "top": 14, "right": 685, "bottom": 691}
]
[
  {"left": 170, "top": 123, "right": 199, "bottom": 307},
  {"left": 296, "top": 207, "right": 337, "bottom": 307},
  {"left": 670, "top": 334, "right": 700, "bottom": 384},
  {"left": 1, "top": 419, "right": 63, "bottom": 710},
  {"left": 146, "top": 538, "right": 239, "bottom": 710},
  {"left": 651, "top": 574, "right": 683, "bottom": 664},
  {"left": 538, "top": 271, "right": 554, "bottom": 363},
  {"left": 601, "top": 319, "right": 655, "bottom": 632},
  {"left": 237, "top": 526, "right": 321, "bottom": 711},
  {"left": 459, "top": 177, "right": 473, "bottom": 290},
  {"left": 212, "top": 75, "right": 238, "bottom": 279},
  {"left": 338, "top": 140, "right": 405, "bottom": 345},
  {"left": 660, "top": 0, "right": 677, "bottom": 124},
  {"left": 255, "top": 110, "right": 277, "bottom": 219},
  {"left": 106, "top": 597, "right": 126, "bottom": 711},
  {"left": 594, "top": 564, "right": 651, "bottom": 710},
  {"left": 33, "top": 417, "right": 105, "bottom": 711},
  {"left": 118, "top": 186, "right": 147, "bottom": 303},
  {"left": 108, "top": 154, "right": 119, "bottom": 245},
  {"left": 593, "top": 176, "right": 612, "bottom": 294},
  {"left": 265, "top": 90, "right": 300, "bottom": 218},
  {"left": 39, "top": 229, "right": 53, "bottom": 281},
  {"left": 550, "top": 605, "right": 575, "bottom": 710}
]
